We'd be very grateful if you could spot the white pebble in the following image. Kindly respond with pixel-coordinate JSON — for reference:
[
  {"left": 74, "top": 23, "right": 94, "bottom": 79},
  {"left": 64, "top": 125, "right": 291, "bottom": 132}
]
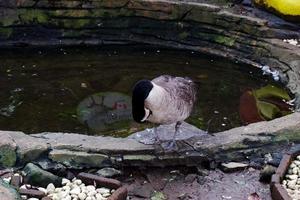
[
  {"left": 63, "top": 185, "right": 71, "bottom": 192},
  {"left": 287, "top": 175, "right": 298, "bottom": 180},
  {"left": 86, "top": 197, "right": 92, "bottom": 200},
  {"left": 62, "top": 178, "right": 71, "bottom": 185},
  {"left": 46, "top": 183, "right": 55, "bottom": 193},
  {"left": 95, "top": 193, "right": 103, "bottom": 200},
  {"left": 292, "top": 167, "right": 298, "bottom": 174},
  {"left": 87, "top": 185, "right": 96, "bottom": 191},
  {"left": 294, "top": 160, "right": 300, "bottom": 165},
  {"left": 290, "top": 163, "right": 297, "bottom": 169},
  {"left": 70, "top": 186, "right": 81, "bottom": 195},
  {"left": 58, "top": 191, "right": 69, "bottom": 199},
  {"left": 21, "top": 195, "right": 27, "bottom": 200},
  {"left": 28, "top": 198, "right": 39, "bottom": 200},
  {"left": 74, "top": 179, "right": 82, "bottom": 185},
  {"left": 3, "top": 177, "right": 11, "bottom": 183},
  {"left": 78, "top": 193, "right": 87, "bottom": 200},
  {"left": 102, "top": 192, "right": 111, "bottom": 198},
  {"left": 88, "top": 190, "right": 97, "bottom": 197},
  {"left": 38, "top": 187, "right": 47, "bottom": 194},
  {"left": 20, "top": 184, "right": 31, "bottom": 190},
  {"left": 63, "top": 195, "right": 72, "bottom": 200},
  {"left": 55, "top": 188, "right": 63, "bottom": 193},
  {"left": 96, "top": 188, "right": 110, "bottom": 194},
  {"left": 288, "top": 180, "right": 297, "bottom": 189},
  {"left": 52, "top": 194, "right": 60, "bottom": 200}
]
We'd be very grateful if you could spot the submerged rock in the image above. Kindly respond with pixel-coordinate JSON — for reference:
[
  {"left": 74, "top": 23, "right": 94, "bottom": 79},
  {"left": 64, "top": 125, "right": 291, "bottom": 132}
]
[
  {"left": 96, "top": 167, "right": 122, "bottom": 178},
  {"left": 22, "top": 163, "right": 62, "bottom": 187}
]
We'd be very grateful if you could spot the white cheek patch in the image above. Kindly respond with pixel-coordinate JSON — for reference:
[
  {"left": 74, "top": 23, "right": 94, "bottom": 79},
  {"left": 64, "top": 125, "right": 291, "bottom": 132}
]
[{"left": 141, "top": 108, "right": 150, "bottom": 122}]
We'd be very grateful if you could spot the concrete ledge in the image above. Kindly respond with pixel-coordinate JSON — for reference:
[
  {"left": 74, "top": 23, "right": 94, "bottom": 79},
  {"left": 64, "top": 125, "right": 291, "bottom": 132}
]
[{"left": 0, "top": 112, "right": 298, "bottom": 168}]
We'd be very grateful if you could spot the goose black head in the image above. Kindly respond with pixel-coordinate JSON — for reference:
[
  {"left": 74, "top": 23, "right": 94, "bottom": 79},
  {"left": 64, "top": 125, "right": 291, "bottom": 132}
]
[{"left": 132, "top": 79, "right": 153, "bottom": 123}]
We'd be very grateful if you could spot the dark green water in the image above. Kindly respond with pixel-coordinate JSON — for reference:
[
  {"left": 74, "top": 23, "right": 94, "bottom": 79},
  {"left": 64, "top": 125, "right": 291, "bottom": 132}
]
[{"left": 0, "top": 45, "right": 281, "bottom": 136}]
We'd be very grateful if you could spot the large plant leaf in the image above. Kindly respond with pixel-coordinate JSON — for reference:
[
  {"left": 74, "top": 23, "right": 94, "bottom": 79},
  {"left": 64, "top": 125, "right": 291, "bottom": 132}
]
[
  {"left": 257, "top": 100, "right": 281, "bottom": 120},
  {"left": 253, "top": 85, "right": 291, "bottom": 101}
]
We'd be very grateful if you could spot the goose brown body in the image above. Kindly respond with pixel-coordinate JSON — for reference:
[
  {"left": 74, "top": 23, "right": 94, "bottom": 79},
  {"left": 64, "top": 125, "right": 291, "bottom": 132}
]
[{"left": 132, "top": 75, "right": 197, "bottom": 124}]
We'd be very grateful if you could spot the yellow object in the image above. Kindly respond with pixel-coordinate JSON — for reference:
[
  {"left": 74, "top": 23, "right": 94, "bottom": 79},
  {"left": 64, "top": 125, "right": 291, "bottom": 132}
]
[{"left": 255, "top": 0, "right": 300, "bottom": 16}]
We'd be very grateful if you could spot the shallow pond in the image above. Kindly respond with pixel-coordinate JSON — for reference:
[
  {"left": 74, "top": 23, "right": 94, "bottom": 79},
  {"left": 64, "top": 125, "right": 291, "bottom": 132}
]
[{"left": 0, "top": 45, "right": 289, "bottom": 136}]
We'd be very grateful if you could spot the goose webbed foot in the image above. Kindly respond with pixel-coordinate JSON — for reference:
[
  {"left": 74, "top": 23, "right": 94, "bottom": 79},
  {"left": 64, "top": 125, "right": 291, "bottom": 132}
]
[
  {"left": 160, "top": 140, "right": 178, "bottom": 152},
  {"left": 160, "top": 121, "right": 182, "bottom": 152}
]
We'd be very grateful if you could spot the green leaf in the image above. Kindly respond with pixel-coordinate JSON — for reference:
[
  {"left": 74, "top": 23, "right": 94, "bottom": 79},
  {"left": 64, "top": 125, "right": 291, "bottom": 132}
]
[
  {"left": 253, "top": 84, "right": 291, "bottom": 101},
  {"left": 257, "top": 100, "right": 281, "bottom": 120}
]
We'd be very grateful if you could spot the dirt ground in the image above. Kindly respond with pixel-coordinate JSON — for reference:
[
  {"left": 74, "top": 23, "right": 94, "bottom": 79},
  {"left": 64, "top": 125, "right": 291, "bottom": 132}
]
[{"left": 124, "top": 167, "right": 271, "bottom": 200}]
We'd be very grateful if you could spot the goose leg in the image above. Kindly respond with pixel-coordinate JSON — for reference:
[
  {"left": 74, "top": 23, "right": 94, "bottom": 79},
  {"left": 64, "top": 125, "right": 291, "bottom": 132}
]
[
  {"left": 154, "top": 126, "right": 161, "bottom": 144},
  {"left": 162, "top": 121, "right": 181, "bottom": 152}
]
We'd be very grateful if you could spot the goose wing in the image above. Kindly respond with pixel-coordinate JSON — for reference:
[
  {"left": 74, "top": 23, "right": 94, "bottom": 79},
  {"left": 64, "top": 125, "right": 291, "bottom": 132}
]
[{"left": 152, "top": 75, "right": 197, "bottom": 105}]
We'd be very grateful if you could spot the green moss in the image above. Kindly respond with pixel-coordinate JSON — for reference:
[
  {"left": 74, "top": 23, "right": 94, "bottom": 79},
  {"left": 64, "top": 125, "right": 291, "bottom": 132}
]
[
  {"left": 17, "top": 9, "right": 49, "bottom": 24},
  {"left": 0, "top": 28, "right": 13, "bottom": 38},
  {"left": 0, "top": 145, "right": 17, "bottom": 167},
  {"left": 178, "top": 31, "right": 189, "bottom": 40},
  {"left": 0, "top": 18, "right": 17, "bottom": 27},
  {"left": 272, "top": 131, "right": 300, "bottom": 143},
  {"left": 214, "top": 35, "right": 235, "bottom": 46}
]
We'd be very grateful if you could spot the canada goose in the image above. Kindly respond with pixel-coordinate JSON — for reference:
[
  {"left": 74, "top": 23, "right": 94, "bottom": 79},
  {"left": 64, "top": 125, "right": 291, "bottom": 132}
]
[{"left": 132, "top": 75, "right": 197, "bottom": 150}]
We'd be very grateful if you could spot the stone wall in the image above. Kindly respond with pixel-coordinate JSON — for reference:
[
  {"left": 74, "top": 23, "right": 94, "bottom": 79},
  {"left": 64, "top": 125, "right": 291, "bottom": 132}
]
[{"left": 1, "top": 0, "right": 300, "bottom": 102}]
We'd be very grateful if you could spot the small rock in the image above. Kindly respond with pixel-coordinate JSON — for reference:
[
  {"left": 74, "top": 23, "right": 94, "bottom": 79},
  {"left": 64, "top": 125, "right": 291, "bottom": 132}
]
[
  {"left": 62, "top": 185, "right": 71, "bottom": 192},
  {"left": 259, "top": 165, "right": 276, "bottom": 183},
  {"left": 96, "top": 168, "right": 122, "bottom": 178},
  {"left": 287, "top": 180, "right": 297, "bottom": 189},
  {"left": 103, "top": 193, "right": 110, "bottom": 198},
  {"left": 64, "top": 195, "right": 71, "bottom": 200},
  {"left": 70, "top": 186, "right": 81, "bottom": 195},
  {"left": 78, "top": 193, "right": 87, "bottom": 200},
  {"left": 220, "top": 162, "right": 248, "bottom": 172},
  {"left": 86, "top": 185, "right": 96, "bottom": 192},
  {"left": 88, "top": 190, "right": 97, "bottom": 197},
  {"left": 294, "top": 160, "right": 300, "bottom": 166},
  {"left": 23, "top": 163, "right": 62, "bottom": 187},
  {"left": 0, "top": 179, "right": 22, "bottom": 200},
  {"left": 290, "top": 163, "right": 296, "bottom": 169},
  {"left": 46, "top": 183, "right": 55, "bottom": 194},
  {"left": 292, "top": 167, "right": 299, "bottom": 174},
  {"left": 96, "top": 188, "right": 109, "bottom": 194},
  {"left": 3, "top": 177, "right": 11, "bottom": 184},
  {"left": 86, "top": 197, "right": 92, "bottom": 200},
  {"left": 38, "top": 187, "right": 47, "bottom": 194},
  {"left": 62, "top": 178, "right": 70, "bottom": 186},
  {"left": 150, "top": 191, "right": 167, "bottom": 200},
  {"left": 184, "top": 174, "right": 197, "bottom": 183},
  {"left": 131, "top": 183, "right": 153, "bottom": 198},
  {"left": 74, "top": 179, "right": 82, "bottom": 185},
  {"left": 287, "top": 175, "right": 298, "bottom": 180},
  {"left": 95, "top": 193, "right": 103, "bottom": 200},
  {"left": 19, "top": 189, "right": 46, "bottom": 199},
  {"left": 28, "top": 198, "right": 39, "bottom": 200},
  {"left": 10, "top": 174, "right": 22, "bottom": 188}
]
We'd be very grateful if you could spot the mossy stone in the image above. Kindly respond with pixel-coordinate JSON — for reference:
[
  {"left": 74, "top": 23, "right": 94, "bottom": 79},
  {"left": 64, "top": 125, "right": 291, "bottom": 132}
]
[
  {"left": 23, "top": 163, "right": 62, "bottom": 187},
  {"left": 0, "top": 145, "right": 17, "bottom": 168}
]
